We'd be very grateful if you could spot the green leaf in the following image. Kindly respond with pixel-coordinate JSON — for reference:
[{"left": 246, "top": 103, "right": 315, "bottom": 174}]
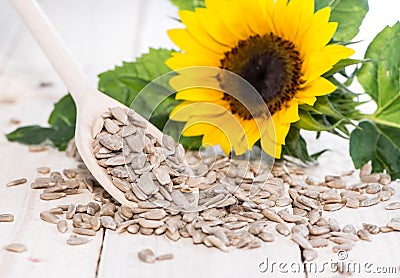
[
  {"left": 6, "top": 126, "right": 55, "bottom": 145},
  {"left": 350, "top": 121, "right": 400, "bottom": 179},
  {"left": 323, "top": 59, "right": 364, "bottom": 77},
  {"left": 6, "top": 94, "right": 76, "bottom": 151},
  {"left": 315, "top": 0, "right": 369, "bottom": 41},
  {"left": 169, "top": 0, "right": 205, "bottom": 11},
  {"left": 48, "top": 94, "right": 76, "bottom": 128},
  {"left": 294, "top": 110, "right": 336, "bottom": 131},
  {"left": 281, "top": 126, "right": 327, "bottom": 164},
  {"left": 98, "top": 48, "right": 174, "bottom": 107},
  {"left": 357, "top": 23, "right": 400, "bottom": 129}
]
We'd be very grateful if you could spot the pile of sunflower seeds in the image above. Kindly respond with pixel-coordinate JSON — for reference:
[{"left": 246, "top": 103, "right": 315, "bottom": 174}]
[
  {"left": 3, "top": 106, "right": 399, "bottom": 262},
  {"left": 29, "top": 152, "right": 398, "bottom": 258}
]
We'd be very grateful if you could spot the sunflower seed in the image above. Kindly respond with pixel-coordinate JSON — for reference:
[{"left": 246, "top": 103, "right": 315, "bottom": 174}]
[
  {"left": 303, "top": 249, "right": 317, "bottom": 261},
  {"left": 138, "top": 248, "right": 156, "bottom": 263},
  {"left": 258, "top": 232, "right": 275, "bottom": 242},
  {"left": 57, "top": 220, "right": 68, "bottom": 233},
  {"left": 359, "top": 197, "right": 380, "bottom": 207},
  {"left": 296, "top": 196, "right": 318, "bottom": 209},
  {"left": 363, "top": 223, "right": 380, "bottom": 234},
  {"left": 92, "top": 117, "right": 104, "bottom": 138},
  {"left": 309, "top": 238, "right": 329, "bottom": 248},
  {"left": 292, "top": 233, "right": 312, "bottom": 249},
  {"left": 387, "top": 222, "right": 400, "bottom": 231},
  {"left": 28, "top": 146, "right": 47, "bottom": 152},
  {"left": 380, "top": 226, "right": 394, "bottom": 233},
  {"left": 138, "top": 219, "right": 164, "bottom": 229},
  {"left": 379, "top": 174, "right": 391, "bottom": 185},
  {"left": 277, "top": 210, "right": 305, "bottom": 223},
  {"left": 67, "top": 237, "right": 90, "bottom": 246},
  {"left": 342, "top": 225, "right": 357, "bottom": 235},
  {"left": 206, "top": 235, "right": 228, "bottom": 252},
  {"left": 152, "top": 166, "right": 171, "bottom": 185},
  {"left": 275, "top": 223, "right": 290, "bottom": 236},
  {"left": 127, "top": 224, "right": 140, "bottom": 234},
  {"left": 385, "top": 202, "right": 400, "bottom": 210},
  {"left": 156, "top": 253, "right": 174, "bottom": 261},
  {"left": 345, "top": 198, "right": 360, "bottom": 208},
  {"left": 330, "top": 232, "right": 359, "bottom": 241},
  {"left": 40, "top": 211, "right": 59, "bottom": 224},
  {"left": 6, "top": 178, "right": 27, "bottom": 187},
  {"left": 101, "top": 216, "right": 117, "bottom": 230},
  {"left": 40, "top": 192, "right": 67, "bottom": 200},
  {"left": 329, "top": 218, "right": 340, "bottom": 232},
  {"left": 166, "top": 230, "right": 180, "bottom": 241},
  {"left": 329, "top": 237, "right": 354, "bottom": 245},
  {"left": 137, "top": 172, "right": 158, "bottom": 195},
  {"left": 332, "top": 243, "right": 354, "bottom": 252},
  {"left": 3, "top": 243, "right": 27, "bottom": 253},
  {"left": 361, "top": 173, "right": 380, "bottom": 183},
  {"left": 0, "top": 214, "right": 14, "bottom": 222},
  {"left": 99, "top": 135, "right": 123, "bottom": 152},
  {"left": 104, "top": 118, "right": 120, "bottom": 134},
  {"left": 73, "top": 228, "right": 96, "bottom": 236},
  {"left": 323, "top": 203, "right": 343, "bottom": 211},
  {"left": 379, "top": 191, "right": 392, "bottom": 202},
  {"left": 110, "top": 107, "right": 128, "bottom": 123},
  {"left": 366, "top": 183, "right": 381, "bottom": 194}
]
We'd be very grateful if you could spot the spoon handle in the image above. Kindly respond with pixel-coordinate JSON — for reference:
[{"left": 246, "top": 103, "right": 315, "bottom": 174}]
[{"left": 10, "top": 0, "right": 95, "bottom": 106}]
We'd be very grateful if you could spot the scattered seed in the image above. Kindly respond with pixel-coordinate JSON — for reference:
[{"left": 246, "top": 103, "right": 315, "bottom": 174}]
[
  {"left": 40, "top": 211, "right": 59, "bottom": 224},
  {"left": 303, "top": 249, "right": 317, "bottom": 261},
  {"left": 3, "top": 243, "right": 27, "bottom": 253},
  {"left": 37, "top": 166, "right": 51, "bottom": 174},
  {"left": 67, "top": 237, "right": 90, "bottom": 246},
  {"left": 156, "top": 253, "right": 174, "bottom": 261},
  {"left": 6, "top": 178, "right": 27, "bottom": 187},
  {"left": 0, "top": 214, "right": 14, "bottom": 222},
  {"left": 138, "top": 249, "right": 156, "bottom": 263},
  {"left": 57, "top": 220, "right": 68, "bottom": 233},
  {"left": 276, "top": 223, "right": 290, "bottom": 236},
  {"left": 385, "top": 202, "right": 400, "bottom": 210}
]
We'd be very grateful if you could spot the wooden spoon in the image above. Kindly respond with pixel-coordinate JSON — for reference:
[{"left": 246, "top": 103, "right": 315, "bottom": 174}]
[{"left": 11, "top": 0, "right": 164, "bottom": 207}]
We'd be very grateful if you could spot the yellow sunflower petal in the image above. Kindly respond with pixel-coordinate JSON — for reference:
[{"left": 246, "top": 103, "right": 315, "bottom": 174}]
[
  {"left": 238, "top": 0, "right": 270, "bottom": 35},
  {"left": 195, "top": 8, "right": 237, "bottom": 46},
  {"left": 182, "top": 122, "right": 214, "bottom": 136},
  {"left": 299, "top": 7, "right": 335, "bottom": 56},
  {"left": 279, "top": 101, "right": 300, "bottom": 123},
  {"left": 165, "top": 52, "right": 219, "bottom": 69},
  {"left": 294, "top": 96, "right": 316, "bottom": 106},
  {"left": 242, "top": 118, "right": 262, "bottom": 149},
  {"left": 298, "top": 77, "right": 337, "bottom": 98},
  {"left": 179, "top": 10, "right": 230, "bottom": 53},
  {"left": 167, "top": 29, "right": 222, "bottom": 58},
  {"left": 170, "top": 101, "right": 228, "bottom": 122},
  {"left": 202, "top": 126, "right": 232, "bottom": 154},
  {"left": 303, "top": 44, "right": 355, "bottom": 83},
  {"left": 206, "top": 0, "right": 252, "bottom": 41},
  {"left": 176, "top": 88, "right": 224, "bottom": 101}
]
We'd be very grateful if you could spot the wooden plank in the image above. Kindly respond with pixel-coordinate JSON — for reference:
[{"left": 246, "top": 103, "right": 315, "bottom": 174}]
[
  {"left": 98, "top": 231, "right": 304, "bottom": 278},
  {"left": 0, "top": 1, "right": 142, "bottom": 276},
  {"left": 303, "top": 131, "right": 400, "bottom": 277},
  {"left": 0, "top": 137, "right": 104, "bottom": 278}
]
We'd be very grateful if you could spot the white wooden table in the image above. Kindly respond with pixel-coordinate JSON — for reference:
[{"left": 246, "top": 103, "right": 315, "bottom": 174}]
[{"left": 0, "top": 1, "right": 399, "bottom": 277}]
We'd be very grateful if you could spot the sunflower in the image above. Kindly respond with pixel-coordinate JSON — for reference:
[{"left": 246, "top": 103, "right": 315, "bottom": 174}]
[{"left": 166, "top": 0, "right": 354, "bottom": 158}]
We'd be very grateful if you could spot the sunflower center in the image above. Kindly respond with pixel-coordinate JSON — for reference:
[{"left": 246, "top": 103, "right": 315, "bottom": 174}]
[{"left": 219, "top": 33, "right": 304, "bottom": 119}]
